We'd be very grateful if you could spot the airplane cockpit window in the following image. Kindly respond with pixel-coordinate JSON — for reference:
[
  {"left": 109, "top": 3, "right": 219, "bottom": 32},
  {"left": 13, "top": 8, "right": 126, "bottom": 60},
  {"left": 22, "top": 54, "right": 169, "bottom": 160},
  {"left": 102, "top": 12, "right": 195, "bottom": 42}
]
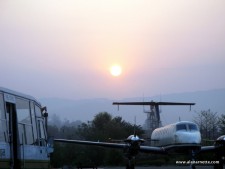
[
  {"left": 176, "top": 124, "right": 187, "bottom": 131},
  {"left": 188, "top": 124, "right": 198, "bottom": 131}
]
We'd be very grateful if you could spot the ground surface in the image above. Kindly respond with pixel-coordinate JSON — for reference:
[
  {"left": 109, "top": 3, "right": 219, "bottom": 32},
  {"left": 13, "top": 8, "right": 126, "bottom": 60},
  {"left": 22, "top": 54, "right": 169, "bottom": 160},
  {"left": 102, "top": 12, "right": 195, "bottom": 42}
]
[
  {"left": 104, "top": 166, "right": 216, "bottom": 169},
  {"left": 61, "top": 165, "right": 222, "bottom": 169}
]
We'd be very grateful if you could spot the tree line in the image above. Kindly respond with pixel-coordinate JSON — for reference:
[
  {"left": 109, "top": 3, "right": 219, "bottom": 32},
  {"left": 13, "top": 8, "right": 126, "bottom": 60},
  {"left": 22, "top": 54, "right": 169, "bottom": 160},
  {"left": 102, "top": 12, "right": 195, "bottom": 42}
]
[
  {"left": 193, "top": 109, "right": 225, "bottom": 142},
  {"left": 48, "top": 110, "right": 225, "bottom": 167},
  {"left": 48, "top": 112, "right": 144, "bottom": 167}
]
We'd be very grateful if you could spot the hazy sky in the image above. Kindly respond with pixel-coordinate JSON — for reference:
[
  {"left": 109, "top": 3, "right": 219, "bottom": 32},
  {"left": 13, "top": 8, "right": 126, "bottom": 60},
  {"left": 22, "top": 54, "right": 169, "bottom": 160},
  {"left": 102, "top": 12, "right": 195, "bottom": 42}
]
[{"left": 1, "top": 0, "right": 225, "bottom": 100}]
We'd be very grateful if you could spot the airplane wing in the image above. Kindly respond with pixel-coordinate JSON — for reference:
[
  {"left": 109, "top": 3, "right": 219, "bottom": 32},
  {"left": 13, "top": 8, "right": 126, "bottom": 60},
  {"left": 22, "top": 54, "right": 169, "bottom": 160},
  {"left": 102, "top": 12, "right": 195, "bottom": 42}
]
[
  {"left": 200, "top": 146, "right": 217, "bottom": 153},
  {"left": 140, "top": 144, "right": 220, "bottom": 155},
  {"left": 54, "top": 139, "right": 224, "bottom": 156},
  {"left": 199, "top": 135, "right": 225, "bottom": 153},
  {"left": 139, "top": 145, "right": 166, "bottom": 154},
  {"left": 55, "top": 139, "right": 166, "bottom": 154},
  {"left": 55, "top": 139, "right": 165, "bottom": 153},
  {"left": 54, "top": 139, "right": 126, "bottom": 149},
  {"left": 113, "top": 101, "right": 195, "bottom": 106}
]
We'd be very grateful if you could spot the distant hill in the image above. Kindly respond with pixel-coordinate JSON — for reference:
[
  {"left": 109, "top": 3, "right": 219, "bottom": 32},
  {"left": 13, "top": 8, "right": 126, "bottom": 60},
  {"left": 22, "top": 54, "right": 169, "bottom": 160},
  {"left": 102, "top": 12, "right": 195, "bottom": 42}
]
[{"left": 40, "top": 88, "right": 225, "bottom": 127}]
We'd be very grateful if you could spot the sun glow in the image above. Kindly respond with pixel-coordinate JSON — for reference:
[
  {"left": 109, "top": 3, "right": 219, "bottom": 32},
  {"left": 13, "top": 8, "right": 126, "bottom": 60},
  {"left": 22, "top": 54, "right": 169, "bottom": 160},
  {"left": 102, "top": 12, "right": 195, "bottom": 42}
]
[{"left": 110, "top": 65, "right": 122, "bottom": 77}]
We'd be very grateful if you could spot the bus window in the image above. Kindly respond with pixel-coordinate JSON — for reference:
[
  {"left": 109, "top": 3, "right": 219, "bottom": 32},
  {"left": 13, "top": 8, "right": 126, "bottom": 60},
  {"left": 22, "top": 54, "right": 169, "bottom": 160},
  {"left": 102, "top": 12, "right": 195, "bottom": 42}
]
[
  {"left": 16, "top": 98, "right": 31, "bottom": 124},
  {"left": 18, "top": 124, "right": 25, "bottom": 144},
  {"left": 35, "top": 105, "right": 42, "bottom": 117},
  {"left": 176, "top": 124, "right": 187, "bottom": 131},
  {"left": 0, "top": 93, "right": 5, "bottom": 119},
  {"left": 37, "top": 120, "right": 46, "bottom": 146},
  {"left": 0, "top": 93, "right": 7, "bottom": 142},
  {"left": 30, "top": 102, "right": 38, "bottom": 144},
  {"left": 16, "top": 98, "right": 34, "bottom": 144}
]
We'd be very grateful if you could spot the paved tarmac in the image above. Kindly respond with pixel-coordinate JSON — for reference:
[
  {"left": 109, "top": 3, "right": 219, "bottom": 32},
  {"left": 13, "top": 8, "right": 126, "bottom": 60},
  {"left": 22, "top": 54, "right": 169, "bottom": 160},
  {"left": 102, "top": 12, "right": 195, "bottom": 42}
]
[
  {"left": 104, "top": 166, "right": 216, "bottom": 169},
  {"left": 60, "top": 165, "right": 222, "bottom": 169}
]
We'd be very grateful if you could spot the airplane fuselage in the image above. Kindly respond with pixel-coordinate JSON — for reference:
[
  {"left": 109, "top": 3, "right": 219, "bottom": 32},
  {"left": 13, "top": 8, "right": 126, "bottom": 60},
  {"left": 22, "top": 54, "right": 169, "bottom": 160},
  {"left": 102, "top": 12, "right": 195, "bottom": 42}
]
[{"left": 151, "top": 121, "right": 201, "bottom": 147}]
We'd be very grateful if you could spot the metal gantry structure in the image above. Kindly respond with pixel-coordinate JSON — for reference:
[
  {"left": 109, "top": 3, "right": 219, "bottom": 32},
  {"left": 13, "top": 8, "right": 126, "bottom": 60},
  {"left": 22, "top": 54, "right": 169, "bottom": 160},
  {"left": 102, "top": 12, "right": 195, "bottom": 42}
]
[
  {"left": 113, "top": 101, "right": 195, "bottom": 137},
  {"left": 143, "top": 104, "right": 162, "bottom": 136}
]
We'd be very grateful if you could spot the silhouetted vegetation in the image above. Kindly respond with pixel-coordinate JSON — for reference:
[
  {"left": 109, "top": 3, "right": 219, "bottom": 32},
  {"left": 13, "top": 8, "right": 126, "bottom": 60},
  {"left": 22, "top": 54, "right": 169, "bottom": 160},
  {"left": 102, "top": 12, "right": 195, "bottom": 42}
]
[
  {"left": 193, "top": 109, "right": 225, "bottom": 144},
  {"left": 49, "top": 112, "right": 144, "bottom": 167},
  {"left": 193, "top": 110, "right": 225, "bottom": 162},
  {"left": 193, "top": 109, "right": 219, "bottom": 141},
  {"left": 218, "top": 114, "right": 225, "bottom": 135}
]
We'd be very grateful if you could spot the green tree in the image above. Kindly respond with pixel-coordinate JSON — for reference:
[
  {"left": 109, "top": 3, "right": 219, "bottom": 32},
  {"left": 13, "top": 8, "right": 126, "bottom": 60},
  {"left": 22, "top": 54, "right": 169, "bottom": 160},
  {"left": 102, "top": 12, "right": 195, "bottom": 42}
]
[
  {"left": 92, "top": 112, "right": 112, "bottom": 130},
  {"left": 51, "top": 112, "right": 144, "bottom": 167}
]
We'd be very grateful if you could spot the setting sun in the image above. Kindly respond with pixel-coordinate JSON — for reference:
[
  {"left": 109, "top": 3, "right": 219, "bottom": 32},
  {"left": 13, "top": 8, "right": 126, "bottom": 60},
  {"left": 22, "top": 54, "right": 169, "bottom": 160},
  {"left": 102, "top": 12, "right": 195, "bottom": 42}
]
[{"left": 110, "top": 65, "right": 122, "bottom": 77}]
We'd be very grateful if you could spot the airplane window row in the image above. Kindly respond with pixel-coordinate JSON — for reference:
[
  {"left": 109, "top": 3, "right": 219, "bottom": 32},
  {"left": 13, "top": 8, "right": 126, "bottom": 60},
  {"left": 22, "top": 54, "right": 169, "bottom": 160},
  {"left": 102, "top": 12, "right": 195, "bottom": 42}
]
[{"left": 154, "top": 128, "right": 170, "bottom": 137}]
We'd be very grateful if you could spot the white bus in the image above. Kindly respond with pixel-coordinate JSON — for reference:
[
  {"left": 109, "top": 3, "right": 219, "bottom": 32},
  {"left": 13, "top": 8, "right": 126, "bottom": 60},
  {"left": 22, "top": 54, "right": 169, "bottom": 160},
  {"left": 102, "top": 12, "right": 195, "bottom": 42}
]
[{"left": 0, "top": 87, "right": 53, "bottom": 169}]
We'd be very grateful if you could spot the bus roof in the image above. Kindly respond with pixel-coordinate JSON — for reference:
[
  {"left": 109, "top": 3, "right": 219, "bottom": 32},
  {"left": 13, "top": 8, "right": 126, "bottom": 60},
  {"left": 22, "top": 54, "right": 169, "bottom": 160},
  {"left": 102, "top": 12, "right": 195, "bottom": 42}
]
[{"left": 0, "top": 87, "right": 41, "bottom": 105}]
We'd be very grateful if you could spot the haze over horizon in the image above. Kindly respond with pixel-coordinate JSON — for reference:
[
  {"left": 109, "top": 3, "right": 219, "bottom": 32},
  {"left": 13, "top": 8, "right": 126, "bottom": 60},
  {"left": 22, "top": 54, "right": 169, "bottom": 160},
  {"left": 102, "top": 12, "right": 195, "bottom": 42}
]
[
  {"left": 1, "top": 1, "right": 225, "bottom": 101},
  {"left": 40, "top": 88, "right": 225, "bottom": 126}
]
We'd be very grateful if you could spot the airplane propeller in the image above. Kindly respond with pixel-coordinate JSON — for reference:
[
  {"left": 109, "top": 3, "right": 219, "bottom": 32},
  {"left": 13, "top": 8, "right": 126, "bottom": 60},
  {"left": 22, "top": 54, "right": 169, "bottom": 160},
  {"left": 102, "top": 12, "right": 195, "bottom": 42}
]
[
  {"left": 197, "top": 135, "right": 225, "bottom": 169},
  {"left": 123, "top": 135, "right": 145, "bottom": 169},
  {"left": 213, "top": 135, "right": 225, "bottom": 169}
]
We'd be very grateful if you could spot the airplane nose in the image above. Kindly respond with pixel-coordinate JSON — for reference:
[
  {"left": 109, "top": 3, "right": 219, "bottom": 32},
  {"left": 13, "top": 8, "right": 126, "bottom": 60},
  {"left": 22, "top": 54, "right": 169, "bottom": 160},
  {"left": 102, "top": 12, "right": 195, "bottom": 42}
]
[{"left": 175, "top": 132, "right": 201, "bottom": 144}]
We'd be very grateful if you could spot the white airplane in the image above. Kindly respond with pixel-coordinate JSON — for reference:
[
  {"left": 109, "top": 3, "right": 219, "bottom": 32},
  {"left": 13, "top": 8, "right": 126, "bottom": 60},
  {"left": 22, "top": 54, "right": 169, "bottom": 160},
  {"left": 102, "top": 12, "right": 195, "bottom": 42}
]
[
  {"left": 151, "top": 121, "right": 201, "bottom": 147},
  {"left": 55, "top": 102, "right": 225, "bottom": 169}
]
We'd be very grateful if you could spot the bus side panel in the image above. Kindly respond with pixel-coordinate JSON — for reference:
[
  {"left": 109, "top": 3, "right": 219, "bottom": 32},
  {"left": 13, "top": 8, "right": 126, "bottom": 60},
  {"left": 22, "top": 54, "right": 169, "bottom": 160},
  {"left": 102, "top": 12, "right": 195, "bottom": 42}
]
[
  {"left": 0, "top": 142, "right": 10, "bottom": 169},
  {"left": 0, "top": 144, "right": 50, "bottom": 169}
]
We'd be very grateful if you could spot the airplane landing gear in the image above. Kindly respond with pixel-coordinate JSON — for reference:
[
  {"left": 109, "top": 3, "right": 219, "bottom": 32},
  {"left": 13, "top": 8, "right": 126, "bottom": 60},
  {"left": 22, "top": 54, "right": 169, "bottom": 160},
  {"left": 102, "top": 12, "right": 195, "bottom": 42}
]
[
  {"left": 190, "top": 164, "right": 196, "bottom": 169},
  {"left": 126, "top": 157, "right": 135, "bottom": 169},
  {"left": 189, "top": 150, "right": 196, "bottom": 169}
]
